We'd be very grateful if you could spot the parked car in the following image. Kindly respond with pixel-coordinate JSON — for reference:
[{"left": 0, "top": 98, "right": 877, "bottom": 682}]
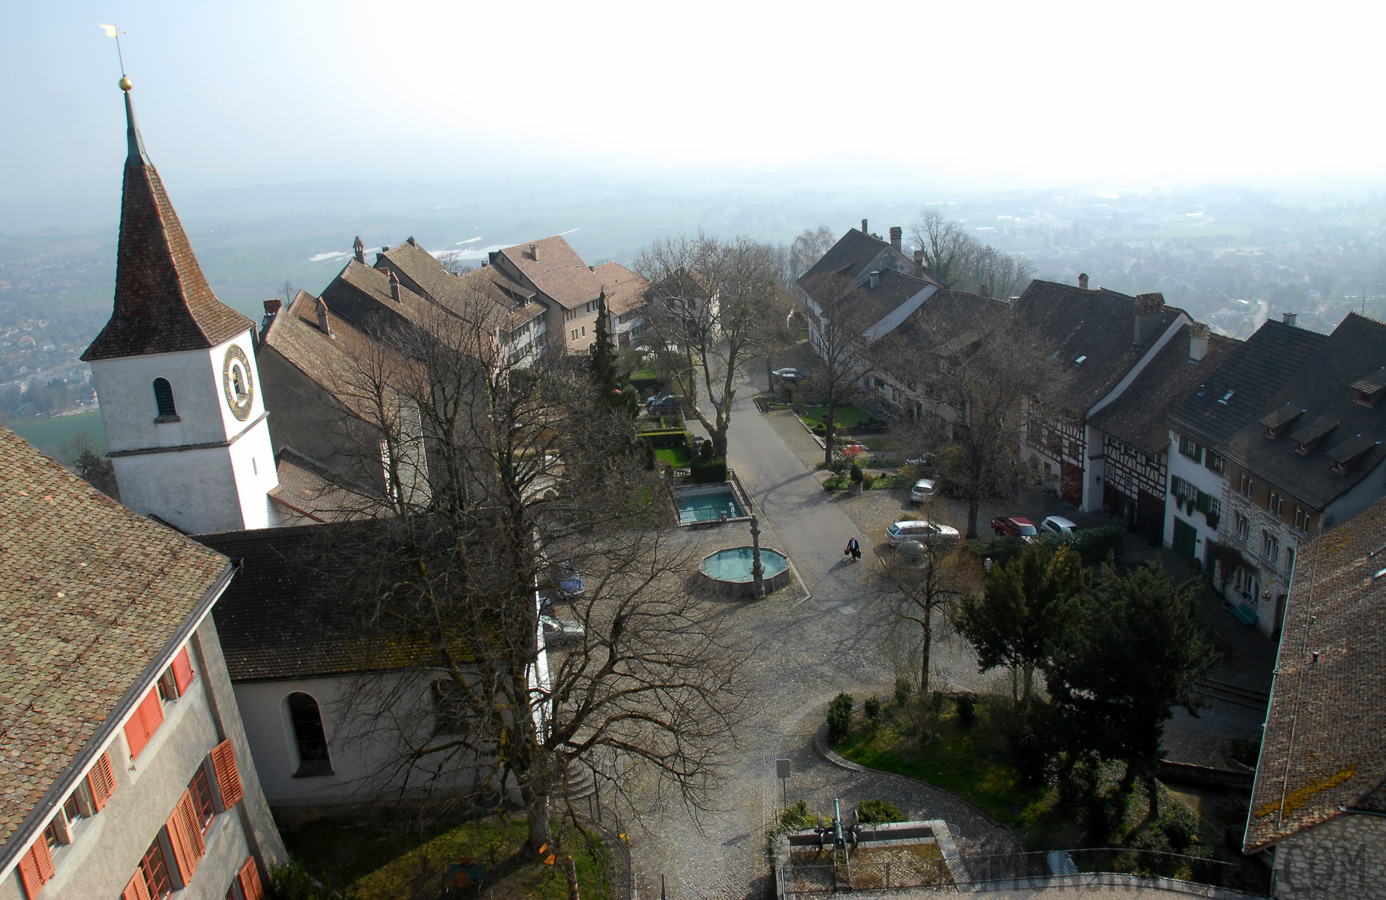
[
  {"left": 539, "top": 555, "right": 585, "bottom": 597},
  {"left": 991, "top": 516, "right": 1038, "bottom": 542},
  {"left": 886, "top": 519, "right": 960, "bottom": 546},
  {"left": 910, "top": 478, "right": 937, "bottom": 504},
  {"left": 540, "top": 614, "right": 585, "bottom": 646},
  {"left": 645, "top": 393, "right": 684, "bottom": 412},
  {"left": 1039, "top": 515, "right": 1080, "bottom": 538},
  {"left": 771, "top": 367, "right": 807, "bottom": 382}
]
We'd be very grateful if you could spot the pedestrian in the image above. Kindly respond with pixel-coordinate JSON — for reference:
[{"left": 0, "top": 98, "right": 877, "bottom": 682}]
[{"left": 845, "top": 537, "right": 861, "bottom": 562}]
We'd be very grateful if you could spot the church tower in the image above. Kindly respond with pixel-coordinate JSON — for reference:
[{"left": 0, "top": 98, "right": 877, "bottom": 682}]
[{"left": 82, "top": 80, "right": 279, "bottom": 534}]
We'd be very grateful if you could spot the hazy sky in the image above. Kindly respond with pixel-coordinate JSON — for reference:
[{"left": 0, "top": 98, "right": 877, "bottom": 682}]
[{"left": 4, "top": 0, "right": 1384, "bottom": 205}]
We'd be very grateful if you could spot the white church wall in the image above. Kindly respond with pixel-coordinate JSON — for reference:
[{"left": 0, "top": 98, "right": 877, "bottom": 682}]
[{"left": 91, "top": 345, "right": 235, "bottom": 452}]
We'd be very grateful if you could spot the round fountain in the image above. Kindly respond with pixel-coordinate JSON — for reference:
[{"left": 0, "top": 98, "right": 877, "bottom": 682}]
[{"left": 699, "top": 546, "right": 790, "bottom": 597}]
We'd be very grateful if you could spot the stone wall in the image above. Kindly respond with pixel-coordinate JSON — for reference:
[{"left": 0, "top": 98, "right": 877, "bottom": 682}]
[{"left": 1274, "top": 813, "right": 1386, "bottom": 899}]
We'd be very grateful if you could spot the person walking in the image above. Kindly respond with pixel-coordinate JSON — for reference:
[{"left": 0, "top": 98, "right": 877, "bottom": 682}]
[{"left": 845, "top": 537, "right": 861, "bottom": 562}]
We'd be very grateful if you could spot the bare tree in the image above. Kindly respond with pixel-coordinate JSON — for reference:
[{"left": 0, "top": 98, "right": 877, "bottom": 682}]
[
  {"left": 797, "top": 272, "right": 879, "bottom": 466},
  {"left": 913, "top": 210, "right": 1032, "bottom": 300},
  {"left": 872, "top": 530, "right": 982, "bottom": 694},
  {"left": 634, "top": 233, "right": 790, "bottom": 458},
  {"left": 788, "top": 226, "right": 837, "bottom": 282},
  {"left": 319, "top": 299, "right": 753, "bottom": 850}
]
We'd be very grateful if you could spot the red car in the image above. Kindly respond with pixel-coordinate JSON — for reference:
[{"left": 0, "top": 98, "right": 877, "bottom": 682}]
[{"left": 991, "top": 516, "right": 1038, "bottom": 542}]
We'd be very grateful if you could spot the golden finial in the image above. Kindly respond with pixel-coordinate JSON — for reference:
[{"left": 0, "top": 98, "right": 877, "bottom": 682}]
[{"left": 119, "top": 76, "right": 133, "bottom": 92}]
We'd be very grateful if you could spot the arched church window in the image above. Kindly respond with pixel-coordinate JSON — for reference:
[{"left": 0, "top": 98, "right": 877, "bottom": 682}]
[
  {"left": 153, "top": 378, "right": 179, "bottom": 422},
  {"left": 286, "top": 692, "right": 332, "bottom": 777}
]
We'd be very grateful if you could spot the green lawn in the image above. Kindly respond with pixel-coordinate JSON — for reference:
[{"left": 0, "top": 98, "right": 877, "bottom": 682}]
[
  {"left": 653, "top": 447, "right": 691, "bottom": 467},
  {"left": 280, "top": 817, "right": 611, "bottom": 900},
  {"left": 801, "top": 405, "right": 874, "bottom": 428}
]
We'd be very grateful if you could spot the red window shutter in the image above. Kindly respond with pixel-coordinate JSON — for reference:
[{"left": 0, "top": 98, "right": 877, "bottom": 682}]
[
  {"left": 171, "top": 646, "right": 195, "bottom": 695},
  {"left": 122, "top": 871, "right": 153, "bottom": 900},
  {"left": 87, "top": 750, "right": 116, "bottom": 811},
  {"left": 17, "top": 838, "right": 53, "bottom": 899},
  {"left": 238, "top": 857, "right": 265, "bottom": 900},
  {"left": 165, "top": 790, "right": 207, "bottom": 882},
  {"left": 210, "top": 739, "right": 244, "bottom": 809},
  {"left": 124, "top": 687, "right": 165, "bottom": 759}
]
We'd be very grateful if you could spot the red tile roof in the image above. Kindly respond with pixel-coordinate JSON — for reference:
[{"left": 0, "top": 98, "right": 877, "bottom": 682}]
[
  {"left": 0, "top": 427, "right": 232, "bottom": 850},
  {"left": 494, "top": 235, "right": 604, "bottom": 309}
]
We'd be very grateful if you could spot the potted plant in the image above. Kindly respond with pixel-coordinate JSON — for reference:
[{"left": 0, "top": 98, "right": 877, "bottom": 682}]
[{"left": 849, "top": 463, "right": 864, "bottom": 495}]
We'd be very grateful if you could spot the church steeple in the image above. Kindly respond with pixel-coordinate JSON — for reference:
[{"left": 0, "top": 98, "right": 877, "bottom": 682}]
[{"left": 83, "top": 80, "right": 252, "bottom": 363}]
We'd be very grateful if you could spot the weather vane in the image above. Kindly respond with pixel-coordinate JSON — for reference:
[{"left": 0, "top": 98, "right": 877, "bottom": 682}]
[{"left": 99, "top": 23, "right": 128, "bottom": 83}]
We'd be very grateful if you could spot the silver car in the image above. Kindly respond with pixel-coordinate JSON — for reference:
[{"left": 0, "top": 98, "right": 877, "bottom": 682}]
[
  {"left": 1039, "top": 515, "right": 1079, "bottom": 538},
  {"left": 910, "top": 478, "right": 937, "bottom": 504},
  {"left": 886, "top": 519, "right": 959, "bottom": 546}
]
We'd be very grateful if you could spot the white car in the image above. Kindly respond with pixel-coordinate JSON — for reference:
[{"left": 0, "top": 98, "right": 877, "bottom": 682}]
[
  {"left": 1039, "top": 515, "right": 1079, "bottom": 538},
  {"left": 886, "top": 519, "right": 959, "bottom": 546},
  {"left": 910, "top": 478, "right": 937, "bottom": 504}
]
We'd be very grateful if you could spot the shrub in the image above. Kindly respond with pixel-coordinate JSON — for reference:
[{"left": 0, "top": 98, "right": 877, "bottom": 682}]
[
  {"left": 1073, "top": 525, "right": 1124, "bottom": 565},
  {"left": 956, "top": 694, "right": 976, "bottom": 730},
  {"left": 268, "top": 858, "right": 344, "bottom": 900},
  {"left": 689, "top": 458, "right": 727, "bottom": 484},
  {"left": 893, "top": 675, "right": 914, "bottom": 705},
  {"left": 857, "top": 798, "right": 905, "bottom": 825},
  {"left": 827, "top": 693, "right": 854, "bottom": 744},
  {"left": 864, "top": 696, "right": 883, "bottom": 731},
  {"left": 780, "top": 800, "right": 817, "bottom": 830},
  {"left": 861, "top": 473, "right": 876, "bottom": 489},
  {"left": 849, "top": 463, "right": 864, "bottom": 484}
]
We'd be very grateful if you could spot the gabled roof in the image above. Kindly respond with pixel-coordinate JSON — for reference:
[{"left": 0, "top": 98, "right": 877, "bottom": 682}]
[
  {"left": 321, "top": 257, "right": 428, "bottom": 330},
  {"left": 1091, "top": 324, "right": 1241, "bottom": 455},
  {"left": 1011, "top": 280, "right": 1187, "bottom": 416},
  {"left": 797, "top": 228, "right": 921, "bottom": 293},
  {"left": 377, "top": 238, "right": 516, "bottom": 330},
  {"left": 1245, "top": 496, "right": 1386, "bottom": 852},
  {"left": 0, "top": 427, "right": 232, "bottom": 849},
  {"left": 261, "top": 290, "right": 418, "bottom": 423},
  {"left": 267, "top": 448, "right": 376, "bottom": 524},
  {"left": 492, "top": 235, "right": 604, "bottom": 309},
  {"left": 452, "top": 265, "right": 545, "bottom": 334},
  {"left": 872, "top": 288, "right": 1007, "bottom": 366},
  {"left": 1164, "top": 318, "right": 1327, "bottom": 449},
  {"left": 1222, "top": 313, "right": 1386, "bottom": 510},
  {"left": 83, "top": 89, "right": 252, "bottom": 362},
  {"left": 591, "top": 261, "right": 649, "bottom": 318}
]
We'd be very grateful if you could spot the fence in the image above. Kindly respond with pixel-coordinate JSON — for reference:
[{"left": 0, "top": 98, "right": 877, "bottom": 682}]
[{"left": 781, "top": 847, "right": 1270, "bottom": 897}]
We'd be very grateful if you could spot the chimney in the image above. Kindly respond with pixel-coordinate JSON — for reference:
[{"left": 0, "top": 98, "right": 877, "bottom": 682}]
[
  {"left": 869, "top": 271, "right": 880, "bottom": 290},
  {"left": 890, "top": 226, "right": 902, "bottom": 253},
  {"left": 913, "top": 250, "right": 924, "bottom": 266},
  {"left": 353, "top": 236, "right": 365, "bottom": 264},
  {"left": 1283, "top": 311, "right": 1298, "bottom": 327},
  {"left": 1133, "top": 292, "right": 1165, "bottom": 346},
  {"left": 315, "top": 297, "right": 334, "bottom": 338},
  {"left": 1189, "top": 322, "right": 1209, "bottom": 362},
  {"left": 978, "top": 283, "right": 989, "bottom": 299},
  {"left": 407, "top": 235, "right": 417, "bottom": 246},
  {"left": 389, "top": 270, "right": 402, "bottom": 303},
  {"left": 1078, "top": 273, "right": 1089, "bottom": 290},
  {"left": 861, "top": 218, "right": 868, "bottom": 235},
  {"left": 261, "top": 299, "right": 281, "bottom": 332},
  {"left": 530, "top": 243, "right": 539, "bottom": 262}
]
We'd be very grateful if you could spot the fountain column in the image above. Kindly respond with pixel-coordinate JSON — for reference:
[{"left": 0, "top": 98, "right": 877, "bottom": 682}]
[{"left": 750, "top": 514, "right": 765, "bottom": 598}]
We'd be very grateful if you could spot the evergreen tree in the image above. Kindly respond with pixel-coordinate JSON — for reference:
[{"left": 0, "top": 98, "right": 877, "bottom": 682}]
[{"left": 587, "top": 291, "right": 634, "bottom": 414}]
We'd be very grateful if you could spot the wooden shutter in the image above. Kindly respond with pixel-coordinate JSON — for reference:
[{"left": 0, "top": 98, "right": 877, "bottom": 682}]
[
  {"left": 17, "top": 837, "right": 54, "bottom": 899},
  {"left": 171, "top": 646, "right": 195, "bottom": 695},
  {"left": 123, "top": 687, "right": 165, "bottom": 759},
  {"left": 210, "top": 738, "right": 244, "bottom": 809},
  {"left": 165, "top": 790, "right": 207, "bottom": 882},
  {"left": 238, "top": 857, "right": 265, "bottom": 900},
  {"left": 122, "top": 871, "right": 153, "bottom": 900},
  {"left": 87, "top": 750, "right": 116, "bottom": 811}
]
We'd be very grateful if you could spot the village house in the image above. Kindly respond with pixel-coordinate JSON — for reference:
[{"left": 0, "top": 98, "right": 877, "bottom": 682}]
[
  {"left": 486, "top": 235, "right": 614, "bottom": 354},
  {"left": 0, "top": 425, "right": 284, "bottom": 900},
  {"left": 1244, "top": 495, "right": 1386, "bottom": 898}
]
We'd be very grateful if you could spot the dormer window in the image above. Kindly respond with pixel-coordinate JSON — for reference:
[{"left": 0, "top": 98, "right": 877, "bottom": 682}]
[
  {"left": 152, "top": 378, "right": 179, "bottom": 423},
  {"left": 1327, "top": 435, "right": 1380, "bottom": 475},
  {"left": 1259, "top": 405, "right": 1303, "bottom": 439},
  {"left": 1352, "top": 369, "right": 1386, "bottom": 407},
  {"left": 1288, "top": 416, "right": 1337, "bottom": 456}
]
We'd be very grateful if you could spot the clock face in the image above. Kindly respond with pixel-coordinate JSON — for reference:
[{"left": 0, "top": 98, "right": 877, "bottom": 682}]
[{"left": 222, "top": 345, "right": 254, "bottom": 421}]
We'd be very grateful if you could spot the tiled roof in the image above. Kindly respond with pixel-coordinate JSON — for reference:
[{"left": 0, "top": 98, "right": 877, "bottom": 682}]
[
  {"left": 267, "top": 448, "right": 378, "bottom": 523},
  {"left": 1164, "top": 318, "right": 1327, "bottom": 449},
  {"left": 199, "top": 522, "right": 449, "bottom": 682},
  {"left": 377, "top": 239, "right": 514, "bottom": 330},
  {"left": 83, "top": 92, "right": 252, "bottom": 361},
  {"left": 1221, "top": 313, "right": 1386, "bottom": 510},
  {"left": 1010, "top": 280, "right": 1187, "bottom": 415},
  {"left": 0, "top": 427, "right": 232, "bottom": 849},
  {"left": 1245, "top": 495, "right": 1386, "bottom": 851},
  {"left": 493, "top": 235, "right": 604, "bottom": 309},
  {"left": 591, "top": 262, "right": 649, "bottom": 318},
  {"left": 871, "top": 289, "right": 1008, "bottom": 364},
  {"left": 1090, "top": 325, "right": 1241, "bottom": 455},
  {"left": 261, "top": 290, "right": 419, "bottom": 423}
]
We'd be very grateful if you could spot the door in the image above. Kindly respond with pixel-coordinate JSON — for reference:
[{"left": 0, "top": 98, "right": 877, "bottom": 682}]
[
  {"left": 1060, "top": 462, "right": 1083, "bottom": 507},
  {"left": 1172, "top": 516, "right": 1197, "bottom": 562}
]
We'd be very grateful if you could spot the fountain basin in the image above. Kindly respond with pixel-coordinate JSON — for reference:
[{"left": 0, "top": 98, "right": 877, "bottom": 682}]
[{"left": 699, "top": 546, "right": 790, "bottom": 597}]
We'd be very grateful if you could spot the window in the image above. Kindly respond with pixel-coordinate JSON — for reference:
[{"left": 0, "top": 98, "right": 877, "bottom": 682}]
[
  {"left": 1204, "top": 450, "right": 1225, "bottom": 472},
  {"left": 1239, "top": 473, "right": 1254, "bottom": 497},
  {"left": 238, "top": 858, "right": 266, "bottom": 900},
  {"left": 287, "top": 693, "right": 333, "bottom": 777},
  {"left": 124, "top": 686, "right": 165, "bottom": 760},
  {"left": 1206, "top": 496, "right": 1222, "bottom": 517},
  {"left": 580, "top": 325, "right": 586, "bottom": 337},
  {"left": 563, "top": 308, "right": 576, "bottom": 322},
  {"left": 125, "top": 835, "right": 174, "bottom": 900},
  {"left": 1294, "top": 506, "right": 1309, "bottom": 532},
  {"left": 153, "top": 378, "right": 178, "bottom": 422},
  {"left": 1268, "top": 492, "right": 1284, "bottom": 517},
  {"left": 570, "top": 329, "right": 578, "bottom": 341},
  {"left": 1235, "top": 512, "right": 1249, "bottom": 541},
  {"left": 157, "top": 646, "right": 196, "bottom": 703},
  {"left": 17, "top": 836, "right": 55, "bottom": 899},
  {"left": 165, "top": 790, "right": 207, "bottom": 884},
  {"left": 1178, "top": 436, "right": 1203, "bottom": 463},
  {"left": 210, "top": 738, "right": 245, "bottom": 809},
  {"left": 1286, "top": 546, "right": 1297, "bottom": 577},
  {"left": 1263, "top": 530, "right": 1279, "bottom": 562},
  {"left": 189, "top": 767, "right": 215, "bottom": 832}
]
